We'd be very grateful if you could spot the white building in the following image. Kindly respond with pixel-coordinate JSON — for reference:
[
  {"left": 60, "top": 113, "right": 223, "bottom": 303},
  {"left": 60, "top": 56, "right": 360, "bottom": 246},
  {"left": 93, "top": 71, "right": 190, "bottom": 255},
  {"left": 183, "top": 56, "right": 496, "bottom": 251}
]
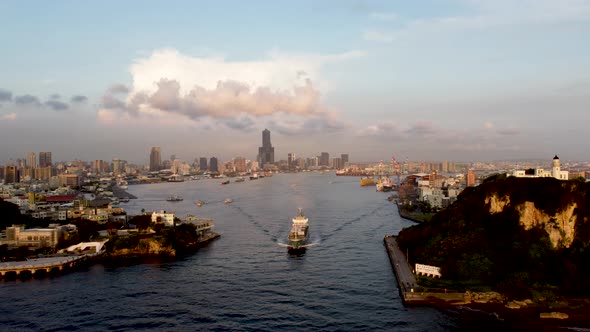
[
  {"left": 151, "top": 211, "right": 175, "bottom": 226},
  {"left": 511, "top": 155, "right": 568, "bottom": 180}
]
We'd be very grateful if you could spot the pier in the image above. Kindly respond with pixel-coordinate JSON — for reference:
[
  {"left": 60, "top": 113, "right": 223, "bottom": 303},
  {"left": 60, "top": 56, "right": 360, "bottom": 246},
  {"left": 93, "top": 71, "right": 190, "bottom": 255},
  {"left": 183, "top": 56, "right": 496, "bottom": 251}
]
[
  {"left": 384, "top": 235, "right": 468, "bottom": 305},
  {"left": 0, "top": 254, "right": 94, "bottom": 279}
]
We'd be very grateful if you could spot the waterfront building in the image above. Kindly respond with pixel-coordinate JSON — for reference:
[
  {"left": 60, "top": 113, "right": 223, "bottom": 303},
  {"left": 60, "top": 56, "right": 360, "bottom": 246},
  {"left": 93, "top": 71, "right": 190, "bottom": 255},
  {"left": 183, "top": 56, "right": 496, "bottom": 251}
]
[
  {"left": 152, "top": 211, "right": 175, "bottom": 226},
  {"left": 34, "top": 166, "right": 53, "bottom": 181},
  {"left": 149, "top": 147, "right": 162, "bottom": 171},
  {"left": 234, "top": 157, "right": 246, "bottom": 173},
  {"left": 510, "top": 155, "right": 569, "bottom": 180},
  {"left": 199, "top": 157, "right": 208, "bottom": 171},
  {"left": 332, "top": 157, "right": 343, "bottom": 170},
  {"left": 112, "top": 158, "right": 122, "bottom": 175},
  {"left": 257, "top": 129, "right": 275, "bottom": 168},
  {"left": 287, "top": 153, "right": 295, "bottom": 171},
  {"left": 209, "top": 157, "right": 219, "bottom": 173},
  {"left": 39, "top": 152, "right": 52, "bottom": 167},
  {"left": 1, "top": 224, "right": 67, "bottom": 248}
]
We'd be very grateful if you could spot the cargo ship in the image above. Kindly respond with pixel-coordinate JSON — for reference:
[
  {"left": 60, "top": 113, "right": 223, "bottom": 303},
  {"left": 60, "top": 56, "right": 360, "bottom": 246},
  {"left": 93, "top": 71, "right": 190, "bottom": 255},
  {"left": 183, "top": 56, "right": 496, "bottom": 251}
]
[
  {"left": 360, "top": 176, "right": 375, "bottom": 186},
  {"left": 288, "top": 209, "right": 309, "bottom": 251}
]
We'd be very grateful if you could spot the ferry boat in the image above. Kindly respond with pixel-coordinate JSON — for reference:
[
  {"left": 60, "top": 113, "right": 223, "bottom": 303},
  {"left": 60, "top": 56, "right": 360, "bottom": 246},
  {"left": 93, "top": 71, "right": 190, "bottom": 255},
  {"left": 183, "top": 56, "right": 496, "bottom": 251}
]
[
  {"left": 360, "top": 177, "right": 375, "bottom": 187},
  {"left": 166, "top": 195, "right": 183, "bottom": 202},
  {"left": 376, "top": 177, "right": 393, "bottom": 192},
  {"left": 288, "top": 208, "right": 309, "bottom": 251},
  {"left": 168, "top": 174, "right": 184, "bottom": 182},
  {"left": 250, "top": 173, "right": 259, "bottom": 180}
]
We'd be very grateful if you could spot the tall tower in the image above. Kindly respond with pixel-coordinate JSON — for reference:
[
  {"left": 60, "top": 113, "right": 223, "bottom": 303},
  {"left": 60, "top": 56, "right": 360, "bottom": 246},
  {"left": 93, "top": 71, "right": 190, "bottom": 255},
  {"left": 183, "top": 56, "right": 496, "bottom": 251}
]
[
  {"left": 258, "top": 129, "right": 275, "bottom": 168},
  {"left": 27, "top": 152, "right": 37, "bottom": 168},
  {"left": 199, "top": 157, "right": 208, "bottom": 171},
  {"left": 39, "top": 152, "right": 52, "bottom": 167},
  {"left": 209, "top": 157, "right": 219, "bottom": 173},
  {"left": 150, "top": 147, "right": 161, "bottom": 171}
]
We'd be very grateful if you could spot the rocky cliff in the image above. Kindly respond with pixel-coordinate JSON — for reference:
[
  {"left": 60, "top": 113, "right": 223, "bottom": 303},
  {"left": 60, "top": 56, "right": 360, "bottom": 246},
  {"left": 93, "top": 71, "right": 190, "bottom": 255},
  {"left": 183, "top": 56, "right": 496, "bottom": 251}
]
[{"left": 397, "top": 175, "right": 590, "bottom": 295}]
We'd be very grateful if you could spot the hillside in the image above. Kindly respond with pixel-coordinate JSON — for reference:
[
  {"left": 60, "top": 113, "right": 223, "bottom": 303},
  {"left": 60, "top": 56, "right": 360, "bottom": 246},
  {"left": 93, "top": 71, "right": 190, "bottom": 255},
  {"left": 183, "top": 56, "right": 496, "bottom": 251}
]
[{"left": 397, "top": 175, "right": 590, "bottom": 297}]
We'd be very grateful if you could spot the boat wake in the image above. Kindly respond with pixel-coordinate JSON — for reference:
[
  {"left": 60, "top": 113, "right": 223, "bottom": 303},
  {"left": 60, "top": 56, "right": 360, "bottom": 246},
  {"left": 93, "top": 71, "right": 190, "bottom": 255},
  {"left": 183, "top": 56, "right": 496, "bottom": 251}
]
[{"left": 276, "top": 242, "right": 319, "bottom": 248}]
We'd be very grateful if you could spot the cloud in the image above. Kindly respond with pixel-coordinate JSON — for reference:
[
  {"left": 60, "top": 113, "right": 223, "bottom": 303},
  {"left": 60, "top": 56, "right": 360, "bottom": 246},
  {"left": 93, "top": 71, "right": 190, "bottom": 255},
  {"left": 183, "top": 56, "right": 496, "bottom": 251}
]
[
  {"left": 0, "top": 89, "right": 12, "bottom": 102},
  {"left": 49, "top": 94, "right": 61, "bottom": 100},
  {"left": 0, "top": 112, "right": 17, "bottom": 120},
  {"left": 14, "top": 94, "right": 41, "bottom": 106},
  {"left": 99, "top": 48, "right": 362, "bottom": 134},
  {"left": 71, "top": 95, "right": 88, "bottom": 103},
  {"left": 497, "top": 128, "right": 520, "bottom": 136},
  {"left": 45, "top": 100, "right": 69, "bottom": 111},
  {"left": 357, "top": 122, "right": 399, "bottom": 137},
  {"left": 108, "top": 84, "right": 130, "bottom": 94},
  {"left": 404, "top": 121, "right": 438, "bottom": 136},
  {"left": 484, "top": 121, "right": 494, "bottom": 129}
]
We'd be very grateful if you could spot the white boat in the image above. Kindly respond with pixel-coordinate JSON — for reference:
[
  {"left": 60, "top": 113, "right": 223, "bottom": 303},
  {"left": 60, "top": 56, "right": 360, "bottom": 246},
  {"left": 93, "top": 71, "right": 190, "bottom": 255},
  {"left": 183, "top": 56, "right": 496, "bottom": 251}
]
[
  {"left": 224, "top": 199, "right": 233, "bottom": 204},
  {"left": 250, "top": 173, "right": 259, "bottom": 180}
]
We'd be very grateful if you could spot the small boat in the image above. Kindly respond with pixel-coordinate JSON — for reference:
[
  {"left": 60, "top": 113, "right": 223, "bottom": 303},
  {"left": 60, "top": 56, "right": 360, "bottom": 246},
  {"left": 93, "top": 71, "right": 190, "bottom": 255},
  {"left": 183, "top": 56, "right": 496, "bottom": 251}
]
[
  {"left": 250, "top": 173, "right": 259, "bottom": 180},
  {"left": 196, "top": 200, "right": 204, "bottom": 207},
  {"left": 221, "top": 180, "right": 230, "bottom": 185},
  {"left": 120, "top": 197, "right": 130, "bottom": 203},
  {"left": 167, "top": 195, "right": 183, "bottom": 201},
  {"left": 235, "top": 177, "right": 245, "bottom": 182},
  {"left": 224, "top": 199, "right": 233, "bottom": 204}
]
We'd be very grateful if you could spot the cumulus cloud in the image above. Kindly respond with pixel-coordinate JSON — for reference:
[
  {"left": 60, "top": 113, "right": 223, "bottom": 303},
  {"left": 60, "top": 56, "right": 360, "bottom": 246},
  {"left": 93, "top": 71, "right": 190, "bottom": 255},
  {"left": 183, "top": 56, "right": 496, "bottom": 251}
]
[
  {"left": 71, "top": 95, "right": 88, "bottom": 103},
  {"left": 45, "top": 100, "right": 69, "bottom": 111},
  {"left": 14, "top": 94, "right": 41, "bottom": 106},
  {"left": 0, "top": 89, "right": 12, "bottom": 102},
  {"left": 404, "top": 121, "right": 438, "bottom": 136},
  {"left": 357, "top": 122, "right": 399, "bottom": 137},
  {"left": 99, "top": 48, "right": 362, "bottom": 135},
  {"left": 0, "top": 112, "right": 17, "bottom": 120}
]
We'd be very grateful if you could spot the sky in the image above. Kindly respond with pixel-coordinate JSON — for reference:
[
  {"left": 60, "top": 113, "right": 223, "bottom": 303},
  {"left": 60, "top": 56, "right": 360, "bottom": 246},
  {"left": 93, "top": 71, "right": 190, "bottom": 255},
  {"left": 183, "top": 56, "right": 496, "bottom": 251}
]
[{"left": 0, "top": 0, "right": 589, "bottom": 164}]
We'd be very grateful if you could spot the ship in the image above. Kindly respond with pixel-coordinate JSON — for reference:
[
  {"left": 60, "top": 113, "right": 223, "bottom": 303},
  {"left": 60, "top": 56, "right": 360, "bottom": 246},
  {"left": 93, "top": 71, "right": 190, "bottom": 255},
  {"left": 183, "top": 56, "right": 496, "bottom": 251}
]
[
  {"left": 287, "top": 208, "right": 309, "bottom": 251},
  {"left": 224, "top": 198, "right": 233, "bottom": 204},
  {"left": 250, "top": 173, "right": 259, "bottom": 180},
  {"left": 376, "top": 177, "right": 393, "bottom": 192},
  {"left": 221, "top": 180, "right": 230, "bottom": 185},
  {"left": 166, "top": 195, "right": 183, "bottom": 201},
  {"left": 360, "top": 176, "right": 375, "bottom": 187},
  {"left": 168, "top": 174, "right": 184, "bottom": 182},
  {"left": 196, "top": 200, "right": 204, "bottom": 207},
  {"left": 235, "top": 177, "right": 245, "bottom": 182}
]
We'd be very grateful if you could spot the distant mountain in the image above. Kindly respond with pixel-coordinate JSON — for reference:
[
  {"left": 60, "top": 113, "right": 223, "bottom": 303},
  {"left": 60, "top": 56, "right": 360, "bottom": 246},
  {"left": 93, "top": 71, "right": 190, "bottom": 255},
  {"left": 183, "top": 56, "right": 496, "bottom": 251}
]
[{"left": 397, "top": 175, "right": 590, "bottom": 296}]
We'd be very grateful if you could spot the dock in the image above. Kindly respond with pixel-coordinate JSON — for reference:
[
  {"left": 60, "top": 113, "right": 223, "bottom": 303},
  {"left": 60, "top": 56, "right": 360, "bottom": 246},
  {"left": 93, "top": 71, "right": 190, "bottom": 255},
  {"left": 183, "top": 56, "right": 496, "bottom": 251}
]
[
  {"left": 0, "top": 254, "right": 95, "bottom": 279},
  {"left": 384, "top": 235, "right": 468, "bottom": 305}
]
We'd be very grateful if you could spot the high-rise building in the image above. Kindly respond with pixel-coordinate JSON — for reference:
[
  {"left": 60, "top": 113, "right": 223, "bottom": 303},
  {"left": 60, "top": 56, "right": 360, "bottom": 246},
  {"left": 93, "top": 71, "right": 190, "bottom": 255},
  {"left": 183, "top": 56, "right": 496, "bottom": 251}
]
[
  {"left": 341, "top": 154, "right": 349, "bottom": 166},
  {"left": 27, "top": 152, "right": 37, "bottom": 168},
  {"left": 209, "top": 157, "right": 219, "bottom": 173},
  {"left": 39, "top": 152, "right": 52, "bottom": 167},
  {"left": 287, "top": 153, "right": 295, "bottom": 171},
  {"left": 199, "top": 157, "right": 208, "bottom": 171},
  {"left": 466, "top": 169, "right": 476, "bottom": 187},
  {"left": 112, "top": 158, "right": 122, "bottom": 175},
  {"left": 257, "top": 129, "right": 275, "bottom": 168},
  {"left": 319, "top": 152, "right": 330, "bottom": 167},
  {"left": 150, "top": 147, "right": 161, "bottom": 171},
  {"left": 5, "top": 165, "right": 19, "bottom": 184},
  {"left": 332, "top": 157, "right": 343, "bottom": 170},
  {"left": 234, "top": 157, "right": 246, "bottom": 173}
]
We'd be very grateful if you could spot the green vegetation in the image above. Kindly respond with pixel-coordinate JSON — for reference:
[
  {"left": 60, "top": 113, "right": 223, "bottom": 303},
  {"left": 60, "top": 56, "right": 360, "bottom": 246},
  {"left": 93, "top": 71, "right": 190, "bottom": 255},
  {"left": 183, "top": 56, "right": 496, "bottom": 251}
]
[{"left": 397, "top": 176, "right": 590, "bottom": 298}]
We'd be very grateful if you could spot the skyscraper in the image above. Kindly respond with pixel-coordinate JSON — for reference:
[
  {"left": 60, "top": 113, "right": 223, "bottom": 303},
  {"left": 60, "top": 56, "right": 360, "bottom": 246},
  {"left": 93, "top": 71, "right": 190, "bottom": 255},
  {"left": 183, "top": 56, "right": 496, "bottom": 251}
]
[
  {"left": 258, "top": 129, "right": 274, "bottom": 168},
  {"left": 209, "top": 157, "right": 219, "bottom": 173},
  {"left": 150, "top": 147, "right": 161, "bottom": 171},
  {"left": 4, "top": 165, "right": 19, "bottom": 184},
  {"left": 287, "top": 153, "right": 295, "bottom": 171},
  {"left": 466, "top": 169, "right": 476, "bottom": 187},
  {"left": 341, "top": 154, "right": 349, "bottom": 166},
  {"left": 39, "top": 152, "right": 52, "bottom": 167},
  {"left": 199, "top": 157, "right": 208, "bottom": 171},
  {"left": 319, "top": 152, "right": 330, "bottom": 167},
  {"left": 27, "top": 152, "right": 37, "bottom": 168}
]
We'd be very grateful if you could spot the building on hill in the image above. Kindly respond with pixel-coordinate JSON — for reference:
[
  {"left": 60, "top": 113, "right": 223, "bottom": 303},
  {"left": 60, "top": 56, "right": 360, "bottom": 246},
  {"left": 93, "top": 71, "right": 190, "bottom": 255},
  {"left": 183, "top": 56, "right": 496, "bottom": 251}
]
[{"left": 511, "top": 155, "right": 569, "bottom": 180}]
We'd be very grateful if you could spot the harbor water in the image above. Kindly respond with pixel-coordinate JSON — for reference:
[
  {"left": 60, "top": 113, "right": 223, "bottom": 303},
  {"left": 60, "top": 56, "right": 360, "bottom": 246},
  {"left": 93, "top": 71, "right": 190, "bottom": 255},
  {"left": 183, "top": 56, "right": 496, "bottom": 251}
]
[{"left": 1, "top": 173, "right": 483, "bottom": 331}]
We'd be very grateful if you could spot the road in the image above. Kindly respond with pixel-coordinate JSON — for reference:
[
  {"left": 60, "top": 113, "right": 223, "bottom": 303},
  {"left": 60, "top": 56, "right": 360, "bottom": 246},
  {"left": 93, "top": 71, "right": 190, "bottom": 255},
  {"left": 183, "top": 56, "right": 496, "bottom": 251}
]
[{"left": 384, "top": 235, "right": 418, "bottom": 292}]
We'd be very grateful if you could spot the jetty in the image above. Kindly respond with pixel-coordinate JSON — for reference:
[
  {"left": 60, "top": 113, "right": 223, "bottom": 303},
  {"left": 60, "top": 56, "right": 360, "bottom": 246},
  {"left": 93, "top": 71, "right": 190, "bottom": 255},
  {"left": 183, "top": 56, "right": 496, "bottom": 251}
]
[
  {"left": 384, "top": 235, "right": 467, "bottom": 305},
  {"left": 0, "top": 255, "right": 93, "bottom": 279}
]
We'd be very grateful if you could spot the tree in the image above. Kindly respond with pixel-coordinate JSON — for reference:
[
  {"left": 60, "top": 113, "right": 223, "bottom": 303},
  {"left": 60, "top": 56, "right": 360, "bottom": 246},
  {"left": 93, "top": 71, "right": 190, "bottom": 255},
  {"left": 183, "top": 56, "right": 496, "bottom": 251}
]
[{"left": 129, "top": 215, "right": 151, "bottom": 231}]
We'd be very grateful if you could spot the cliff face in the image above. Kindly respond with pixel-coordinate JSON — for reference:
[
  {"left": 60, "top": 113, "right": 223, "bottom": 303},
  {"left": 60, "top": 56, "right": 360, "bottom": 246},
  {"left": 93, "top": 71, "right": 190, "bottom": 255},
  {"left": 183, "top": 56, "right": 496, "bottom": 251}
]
[
  {"left": 486, "top": 193, "right": 577, "bottom": 248},
  {"left": 397, "top": 176, "right": 590, "bottom": 293}
]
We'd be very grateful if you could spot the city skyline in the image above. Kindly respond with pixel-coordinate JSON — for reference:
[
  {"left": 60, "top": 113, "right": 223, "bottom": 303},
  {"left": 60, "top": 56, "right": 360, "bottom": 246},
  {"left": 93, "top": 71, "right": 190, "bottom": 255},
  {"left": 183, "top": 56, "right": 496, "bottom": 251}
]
[{"left": 1, "top": 1, "right": 589, "bottom": 163}]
